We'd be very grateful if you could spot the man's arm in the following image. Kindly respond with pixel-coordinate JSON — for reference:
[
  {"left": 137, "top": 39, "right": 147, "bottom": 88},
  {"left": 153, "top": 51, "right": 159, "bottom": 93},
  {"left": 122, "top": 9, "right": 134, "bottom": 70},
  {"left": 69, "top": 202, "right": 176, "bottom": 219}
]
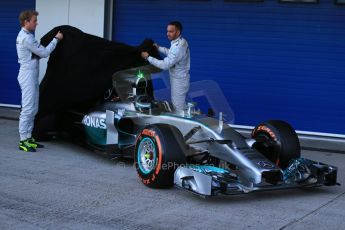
[
  {"left": 24, "top": 31, "right": 63, "bottom": 58},
  {"left": 147, "top": 51, "right": 179, "bottom": 70},
  {"left": 142, "top": 45, "right": 185, "bottom": 70},
  {"left": 158, "top": 46, "right": 169, "bottom": 56},
  {"left": 154, "top": 43, "right": 169, "bottom": 56}
]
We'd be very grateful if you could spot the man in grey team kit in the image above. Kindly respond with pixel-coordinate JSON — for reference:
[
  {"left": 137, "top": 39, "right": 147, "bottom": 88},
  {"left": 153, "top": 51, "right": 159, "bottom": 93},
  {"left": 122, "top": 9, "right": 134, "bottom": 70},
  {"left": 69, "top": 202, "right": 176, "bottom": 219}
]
[
  {"left": 141, "top": 21, "right": 190, "bottom": 115},
  {"left": 16, "top": 9, "right": 63, "bottom": 152}
]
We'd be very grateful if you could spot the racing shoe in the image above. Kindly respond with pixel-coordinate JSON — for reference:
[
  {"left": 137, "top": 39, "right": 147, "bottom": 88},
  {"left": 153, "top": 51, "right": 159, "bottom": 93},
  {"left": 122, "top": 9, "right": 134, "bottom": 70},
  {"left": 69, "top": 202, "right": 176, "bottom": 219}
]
[
  {"left": 19, "top": 140, "right": 36, "bottom": 152},
  {"left": 27, "top": 137, "right": 44, "bottom": 148}
]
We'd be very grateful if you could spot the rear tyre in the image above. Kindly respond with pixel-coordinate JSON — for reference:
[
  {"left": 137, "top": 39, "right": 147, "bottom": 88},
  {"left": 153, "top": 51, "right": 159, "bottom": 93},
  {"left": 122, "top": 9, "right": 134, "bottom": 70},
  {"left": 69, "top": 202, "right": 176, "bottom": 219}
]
[
  {"left": 251, "top": 120, "right": 300, "bottom": 169},
  {"left": 134, "top": 124, "right": 186, "bottom": 188}
]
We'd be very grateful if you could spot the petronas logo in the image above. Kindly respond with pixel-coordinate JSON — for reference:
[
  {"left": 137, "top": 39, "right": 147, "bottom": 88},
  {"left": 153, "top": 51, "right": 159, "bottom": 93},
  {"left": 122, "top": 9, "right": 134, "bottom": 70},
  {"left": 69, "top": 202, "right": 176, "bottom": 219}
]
[{"left": 82, "top": 115, "right": 106, "bottom": 129}]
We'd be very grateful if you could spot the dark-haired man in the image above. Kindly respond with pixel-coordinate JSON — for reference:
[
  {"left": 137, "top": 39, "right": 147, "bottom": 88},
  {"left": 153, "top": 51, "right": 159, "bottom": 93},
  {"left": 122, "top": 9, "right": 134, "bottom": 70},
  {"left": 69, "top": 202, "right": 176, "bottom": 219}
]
[
  {"left": 141, "top": 21, "right": 190, "bottom": 115},
  {"left": 16, "top": 9, "right": 63, "bottom": 152}
]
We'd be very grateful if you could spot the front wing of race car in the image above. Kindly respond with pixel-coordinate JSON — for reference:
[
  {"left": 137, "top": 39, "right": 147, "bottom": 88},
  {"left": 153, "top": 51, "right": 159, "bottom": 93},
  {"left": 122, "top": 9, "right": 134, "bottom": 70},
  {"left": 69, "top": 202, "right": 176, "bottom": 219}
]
[{"left": 174, "top": 158, "right": 338, "bottom": 197}]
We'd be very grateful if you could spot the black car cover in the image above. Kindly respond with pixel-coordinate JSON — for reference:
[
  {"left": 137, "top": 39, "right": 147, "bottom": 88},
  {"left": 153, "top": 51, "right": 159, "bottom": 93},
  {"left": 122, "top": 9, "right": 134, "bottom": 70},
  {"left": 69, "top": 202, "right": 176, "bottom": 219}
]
[{"left": 33, "top": 25, "right": 160, "bottom": 140}]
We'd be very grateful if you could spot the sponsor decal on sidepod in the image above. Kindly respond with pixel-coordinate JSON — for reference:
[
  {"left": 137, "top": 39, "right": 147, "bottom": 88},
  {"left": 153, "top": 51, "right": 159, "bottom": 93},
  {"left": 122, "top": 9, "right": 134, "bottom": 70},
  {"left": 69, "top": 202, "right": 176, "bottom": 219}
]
[{"left": 82, "top": 115, "right": 106, "bottom": 129}]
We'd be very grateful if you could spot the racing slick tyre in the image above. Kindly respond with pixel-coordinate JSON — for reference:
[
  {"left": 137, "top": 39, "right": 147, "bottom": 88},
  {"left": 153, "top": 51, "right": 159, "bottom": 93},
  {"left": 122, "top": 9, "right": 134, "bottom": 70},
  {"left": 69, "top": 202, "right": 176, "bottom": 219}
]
[
  {"left": 251, "top": 120, "right": 300, "bottom": 169},
  {"left": 135, "top": 124, "right": 187, "bottom": 188}
]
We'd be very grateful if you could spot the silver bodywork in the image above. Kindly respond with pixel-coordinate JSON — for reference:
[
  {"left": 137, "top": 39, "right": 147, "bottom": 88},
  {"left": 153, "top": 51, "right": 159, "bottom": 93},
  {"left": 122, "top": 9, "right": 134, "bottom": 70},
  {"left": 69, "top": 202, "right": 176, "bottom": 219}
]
[
  {"left": 80, "top": 65, "right": 338, "bottom": 197},
  {"left": 110, "top": 112, "right": 280, "bottom": 186}
]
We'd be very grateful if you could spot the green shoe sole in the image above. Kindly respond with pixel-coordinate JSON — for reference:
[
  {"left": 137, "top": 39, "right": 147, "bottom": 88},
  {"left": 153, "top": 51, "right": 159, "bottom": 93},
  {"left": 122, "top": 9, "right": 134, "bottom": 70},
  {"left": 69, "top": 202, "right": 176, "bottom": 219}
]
[{"left": 19, "top": 146, "right": 36, "bottom": 152}]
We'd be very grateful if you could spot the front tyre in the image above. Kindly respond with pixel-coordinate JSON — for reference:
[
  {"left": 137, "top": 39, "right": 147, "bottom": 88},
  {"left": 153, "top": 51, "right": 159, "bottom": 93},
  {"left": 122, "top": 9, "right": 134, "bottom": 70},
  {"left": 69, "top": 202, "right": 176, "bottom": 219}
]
[
  {"left": 135, "top": 124, "right": 186, "bottom": 188},
  {"left": 251, "top": 120, "right": 301, "bottom": 169}
]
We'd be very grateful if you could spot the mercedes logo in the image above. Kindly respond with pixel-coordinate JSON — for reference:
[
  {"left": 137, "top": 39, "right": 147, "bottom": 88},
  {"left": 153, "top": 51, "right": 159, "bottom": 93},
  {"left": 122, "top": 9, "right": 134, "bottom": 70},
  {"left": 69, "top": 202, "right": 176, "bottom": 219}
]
[{"left": 258, "top": 161, "right": 274, "bottom": 169}]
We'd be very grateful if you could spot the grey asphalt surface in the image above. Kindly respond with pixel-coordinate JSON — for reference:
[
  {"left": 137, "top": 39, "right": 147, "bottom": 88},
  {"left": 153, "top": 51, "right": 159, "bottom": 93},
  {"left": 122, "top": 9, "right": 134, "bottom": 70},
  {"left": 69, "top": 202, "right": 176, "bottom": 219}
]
[{"left": 0, "top": 118, "right": 344, "bottom": 230}]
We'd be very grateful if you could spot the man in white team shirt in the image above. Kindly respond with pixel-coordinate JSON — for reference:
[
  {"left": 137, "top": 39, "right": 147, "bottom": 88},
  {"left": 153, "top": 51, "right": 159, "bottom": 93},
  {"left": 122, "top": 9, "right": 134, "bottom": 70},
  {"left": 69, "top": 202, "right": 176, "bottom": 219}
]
[
  {"left": 141, "top": 21, "right": 190, "bottom": 115},
  {"left": 16, "top": 9, "right": 63, "bottom": 152}
]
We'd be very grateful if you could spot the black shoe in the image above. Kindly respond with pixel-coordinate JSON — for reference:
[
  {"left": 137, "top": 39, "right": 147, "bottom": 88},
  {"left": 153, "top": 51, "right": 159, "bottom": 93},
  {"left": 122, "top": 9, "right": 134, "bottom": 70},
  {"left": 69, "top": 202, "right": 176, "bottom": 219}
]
[
  {"left": 27, "top": 137, "right": 44, "bottom": 148},
  {"left": 19, "top": 140, "right": 36, "bottom": 152}
]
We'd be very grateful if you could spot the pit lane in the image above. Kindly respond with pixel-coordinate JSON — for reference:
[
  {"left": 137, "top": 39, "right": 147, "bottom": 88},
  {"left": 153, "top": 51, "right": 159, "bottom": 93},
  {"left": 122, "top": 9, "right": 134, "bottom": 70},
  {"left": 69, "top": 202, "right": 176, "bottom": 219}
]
[{"left": 0, "top": 118, "right": 344, "bottom": 230}]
